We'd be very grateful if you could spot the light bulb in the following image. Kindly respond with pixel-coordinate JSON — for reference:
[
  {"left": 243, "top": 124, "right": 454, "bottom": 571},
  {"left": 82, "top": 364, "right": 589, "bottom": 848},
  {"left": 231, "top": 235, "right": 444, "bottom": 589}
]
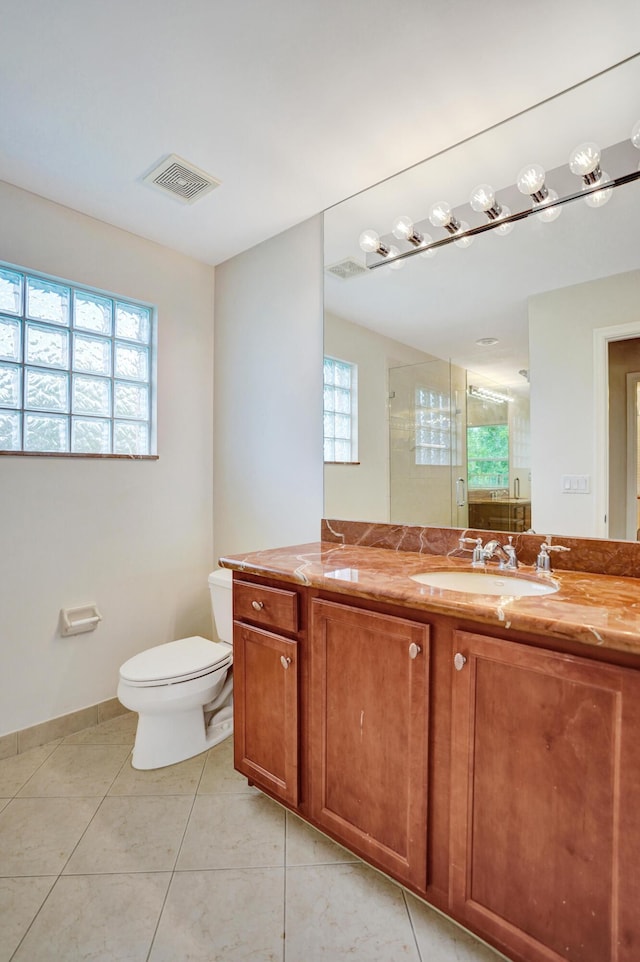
[
  {"left": 494, "top": 205, "right": 514, "bottom": 236},
  {"left": 453, "top": 221, "right": 473, "bottom": 248},
  {"left": 536, "top": 189, "right": 562, "bottom": 223},
  {"left": 392, "top": 215, "right": 423, "bottom": 245},
  {"left": 387, "top": 245, "right": 405, "bottom": 270},
  {"left": 584, "top": 172, "right": 612, "bottom": 208},
  {"left": 418, "top": 232, "right": 436, "bottom": 258},
  {"left": 631, "top": 120, "right": 640, "bottom": 149},
  {"left": 428, "top": 201, "right": 453, "bottom": 228},
  {"left": 359, "top": 229, "right": 380, "bottom": 253},
  {"left": 569, "top": 142, "right": 601, "bottom": 177},
  {"left": 517, "top": 163, "right": 547, "bottom": 197},
  {"left": 469, "top": 184, "right": 496, "bottom": 213},
  {"left": 359, "top": 229, "right": 382, "bottom": 254},
  {"left": 392, "top": 216, "right": 412, "bottom": 241}
]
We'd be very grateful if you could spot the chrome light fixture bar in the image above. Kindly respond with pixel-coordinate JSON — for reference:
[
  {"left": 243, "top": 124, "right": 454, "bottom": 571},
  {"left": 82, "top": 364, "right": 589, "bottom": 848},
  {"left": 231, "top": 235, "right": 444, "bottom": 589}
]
[
  {"left": 360, "top": 128, "right": 640, "bottom": 270},
  {"left": 468, "top": 385, "right": 512, "bottom": 404}
]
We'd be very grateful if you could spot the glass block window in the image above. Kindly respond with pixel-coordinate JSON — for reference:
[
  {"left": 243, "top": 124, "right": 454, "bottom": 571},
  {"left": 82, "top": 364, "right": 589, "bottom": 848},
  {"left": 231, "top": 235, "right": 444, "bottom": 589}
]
[
  {"left": 0, "top": 262, "right": 155, "bottom": 456},
  {"left": 415, "top": 387, "right": 451, "bottom": 465},
  {"left": 324, "top": 356, "right": 358, "bottom": 463}
]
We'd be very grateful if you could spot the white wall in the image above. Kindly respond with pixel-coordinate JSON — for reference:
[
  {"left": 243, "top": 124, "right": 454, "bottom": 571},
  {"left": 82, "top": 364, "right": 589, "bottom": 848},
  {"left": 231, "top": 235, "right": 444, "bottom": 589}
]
[
  {"left": 213, "top": 216, "right": 323, "bottom": 559},
  {"left": 324, "top": 312, "right": 436, "bottom": 522},
  {"left": 529, "top": 269, "right": 640, "bottom": 537},
  {"left": 0, "top": 181, "right": 215, "bottom": 736}
]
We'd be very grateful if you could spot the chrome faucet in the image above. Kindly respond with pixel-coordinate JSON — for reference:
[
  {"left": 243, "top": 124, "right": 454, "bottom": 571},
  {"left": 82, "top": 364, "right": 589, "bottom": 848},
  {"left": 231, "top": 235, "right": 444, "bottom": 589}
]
[
  {"left": 458, "top": 536, "right": 518, "bottom": 571},
  {"left": 481, "top": 537, "right": 519, "bottom": 571},
  {"left": 535, "top": 541, "right": 571, "bottom": 572}
]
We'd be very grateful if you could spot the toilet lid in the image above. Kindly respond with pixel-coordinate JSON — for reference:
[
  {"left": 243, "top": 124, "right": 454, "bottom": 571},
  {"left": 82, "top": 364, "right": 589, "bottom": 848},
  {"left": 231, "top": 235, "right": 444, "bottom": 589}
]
[{"left": 119, "top": 636, "right": 232, "bottom": 685}]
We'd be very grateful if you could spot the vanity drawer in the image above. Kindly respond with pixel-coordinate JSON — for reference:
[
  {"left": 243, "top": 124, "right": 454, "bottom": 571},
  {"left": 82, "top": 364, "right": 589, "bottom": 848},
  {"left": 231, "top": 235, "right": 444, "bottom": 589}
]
[{"left": 234, "top": 579, "right": 299, "bottom": 634}]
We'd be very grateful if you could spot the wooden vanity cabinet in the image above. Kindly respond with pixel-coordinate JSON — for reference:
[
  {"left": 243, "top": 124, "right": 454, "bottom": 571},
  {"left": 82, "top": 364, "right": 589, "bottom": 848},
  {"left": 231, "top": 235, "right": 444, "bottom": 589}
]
[
  {"left": 468, "top": 499, "right": 531, "bottom": 533},
  {"left": 309, "top": 598, "right": 430, "bottom": 890},
  {"left": 449, "top": 629, "right": 640, "bottom": 962},
  {"left": 231, "top": 572, "right": 640, "bottom": 962},
  {"left": 232, "top": 577, "right": 303, "bottom": 807}
]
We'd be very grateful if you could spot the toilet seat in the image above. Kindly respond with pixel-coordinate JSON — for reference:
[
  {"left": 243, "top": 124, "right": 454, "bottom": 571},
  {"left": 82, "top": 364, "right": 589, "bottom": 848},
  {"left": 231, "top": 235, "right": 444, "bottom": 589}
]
[{"left": 119, "top": 636, "right": 232, "bottom": 688}]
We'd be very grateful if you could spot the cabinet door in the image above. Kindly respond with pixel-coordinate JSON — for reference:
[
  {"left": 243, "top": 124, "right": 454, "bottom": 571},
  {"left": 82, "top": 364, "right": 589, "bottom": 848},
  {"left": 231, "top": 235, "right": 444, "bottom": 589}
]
[
  {"left": 450, "top": 630, "right": 640, "bottom": 962},
  {"left": 310, "top": 599, "right": 430, "bottom": 889},
  {"left": 233, "top": 623, "right": 299, "bottom": 806}
]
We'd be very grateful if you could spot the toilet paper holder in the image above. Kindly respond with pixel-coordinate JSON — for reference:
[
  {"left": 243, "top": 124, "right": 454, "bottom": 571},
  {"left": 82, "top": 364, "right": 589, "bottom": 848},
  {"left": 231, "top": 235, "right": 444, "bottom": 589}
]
[{"left": 59, "top": 604, "right": 102, "bottom": 636}]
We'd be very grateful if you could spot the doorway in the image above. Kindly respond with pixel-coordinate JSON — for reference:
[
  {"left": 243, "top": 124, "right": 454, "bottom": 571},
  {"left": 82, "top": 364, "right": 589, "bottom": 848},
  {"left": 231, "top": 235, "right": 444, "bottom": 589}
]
[
  {"left": 626, "top": 372, "right": 640, "bottom": 540},
  {"left": 608, "top": 339, "right": 640, "bottom": 540}
]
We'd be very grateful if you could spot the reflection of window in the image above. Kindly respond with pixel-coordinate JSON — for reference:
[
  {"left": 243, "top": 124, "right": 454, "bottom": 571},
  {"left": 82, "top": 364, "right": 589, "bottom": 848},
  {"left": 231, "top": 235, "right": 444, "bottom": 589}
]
[
  {"left": 323, "top": 356, "right": 358, "bottom": 463},
  {"left": 0, "top": 262, "right": 155, "bottom": 456},
  {"left": 467, "top": 424, "right": 509, "bottom": 488},
  {"left": 415, "top": 387, "right": 451, "bottom": 465}
]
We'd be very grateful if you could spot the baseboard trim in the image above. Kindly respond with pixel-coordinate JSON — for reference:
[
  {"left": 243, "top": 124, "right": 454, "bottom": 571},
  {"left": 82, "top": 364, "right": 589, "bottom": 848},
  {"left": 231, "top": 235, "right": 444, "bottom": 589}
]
[{"left": 0, "top": 698, "right": 131, "bottom": 760}]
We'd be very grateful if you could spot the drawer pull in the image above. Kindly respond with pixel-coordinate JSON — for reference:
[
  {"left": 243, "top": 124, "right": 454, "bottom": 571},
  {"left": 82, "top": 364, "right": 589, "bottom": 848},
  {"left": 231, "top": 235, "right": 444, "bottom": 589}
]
[
  {"left": 454, "top": 652, "right": 467, "bottom": 671},
  {"left": 409, "top": 643, "right": 421, "bottom": 660},
  {"left": 251, "top": 600, "right": 265, "bottom": 611},
  {"left": 280, "top": 655, "right": 291, "bottom": 670}
]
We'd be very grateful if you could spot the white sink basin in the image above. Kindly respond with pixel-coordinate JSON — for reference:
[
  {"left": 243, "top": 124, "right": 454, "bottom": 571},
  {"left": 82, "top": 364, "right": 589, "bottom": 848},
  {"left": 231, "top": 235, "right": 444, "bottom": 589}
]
[{"left": 410, "top": 569, "right": 558, "bottom": 597}]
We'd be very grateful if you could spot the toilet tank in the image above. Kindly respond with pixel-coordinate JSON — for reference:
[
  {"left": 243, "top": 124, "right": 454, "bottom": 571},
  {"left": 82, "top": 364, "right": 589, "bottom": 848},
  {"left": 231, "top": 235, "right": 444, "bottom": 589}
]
[{"left": 208, "top": 568, "right": 234, "bottom": 644}]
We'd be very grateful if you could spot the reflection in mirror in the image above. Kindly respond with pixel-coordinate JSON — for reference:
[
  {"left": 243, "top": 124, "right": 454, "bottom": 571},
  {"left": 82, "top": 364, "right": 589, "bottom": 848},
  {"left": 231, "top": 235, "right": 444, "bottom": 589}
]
[{"left": 323, "top": 55, "right": 640, "bottom": 541}]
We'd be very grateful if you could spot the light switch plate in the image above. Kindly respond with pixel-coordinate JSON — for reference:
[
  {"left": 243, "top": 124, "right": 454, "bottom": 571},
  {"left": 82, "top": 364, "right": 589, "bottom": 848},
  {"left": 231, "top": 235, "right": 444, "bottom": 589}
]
[{"left": 561, "top": 474, "right": 590, "bottom": 494}]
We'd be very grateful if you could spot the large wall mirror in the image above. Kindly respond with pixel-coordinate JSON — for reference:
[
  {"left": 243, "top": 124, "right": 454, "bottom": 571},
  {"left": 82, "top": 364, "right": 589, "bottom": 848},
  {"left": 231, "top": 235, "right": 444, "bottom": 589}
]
[{"left": 323, "top": 55, "right": 640, "bottom": 541}]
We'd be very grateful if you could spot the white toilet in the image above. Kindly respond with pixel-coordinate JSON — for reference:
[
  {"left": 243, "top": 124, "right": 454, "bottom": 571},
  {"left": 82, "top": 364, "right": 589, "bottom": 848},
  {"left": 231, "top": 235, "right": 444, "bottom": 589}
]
[{"left": 117, "top": 568, "right": 234, "bottom": 770}]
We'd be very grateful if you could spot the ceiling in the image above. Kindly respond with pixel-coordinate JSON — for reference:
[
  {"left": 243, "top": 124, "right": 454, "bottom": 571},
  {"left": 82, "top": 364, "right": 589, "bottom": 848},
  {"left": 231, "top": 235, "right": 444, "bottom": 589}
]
[{"left": 2, "top": 1, "right": 640, "bottom": 267}]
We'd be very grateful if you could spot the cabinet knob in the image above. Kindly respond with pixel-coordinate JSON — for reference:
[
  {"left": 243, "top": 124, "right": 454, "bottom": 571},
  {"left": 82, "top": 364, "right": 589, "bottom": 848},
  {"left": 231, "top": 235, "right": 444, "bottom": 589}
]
[
  {"left": 280, "top": 655, "right": 291, "bottom": 670},
  {"left": 251, "top": 600, "right": 265, "bottom": 611},
  {"left": 409, "top": 642, "right": 421, "bottom": 660},
  {"left": 454, "top": 652, "right": 467, "bottom": 671}
]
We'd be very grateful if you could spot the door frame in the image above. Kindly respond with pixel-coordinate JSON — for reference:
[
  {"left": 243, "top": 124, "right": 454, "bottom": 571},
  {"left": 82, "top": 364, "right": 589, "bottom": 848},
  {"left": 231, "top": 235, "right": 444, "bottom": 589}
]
[
  {"left": 593, "top": 321, "right": 640, "bottom": 538},
  {"left": 626, "top": 371, "right": 640, "bottom": 540}
]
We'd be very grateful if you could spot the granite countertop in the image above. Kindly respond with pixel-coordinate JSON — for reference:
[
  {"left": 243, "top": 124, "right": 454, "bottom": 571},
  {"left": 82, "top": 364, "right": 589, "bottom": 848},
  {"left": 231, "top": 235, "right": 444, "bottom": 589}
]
[{"left": 219, "top": 540, "right": 640, "bottom": 658}]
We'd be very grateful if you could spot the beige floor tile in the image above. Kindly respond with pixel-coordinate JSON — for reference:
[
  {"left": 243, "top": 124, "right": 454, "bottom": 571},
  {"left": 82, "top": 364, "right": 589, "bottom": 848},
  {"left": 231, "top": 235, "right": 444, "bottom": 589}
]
[
  {"left": 109, "top": 750, "right": 206, "bottom": 796},
  {"left": 0, "top": 741, "right": 61, "bottom": 797},
  {"left": 64, "top": 794, "right": 193, "bottom": 874},
  {"left": 0, "top": 796, "right": 102, "bottom": 876},
  {"left": 286, "top": 811, "right": 358, "bottom": 866},
  {"left": 0, "top": 876, "right": 56, "bottom": 962},
  {"left": 405, "top": 893, "right": 507, "bottom": 961},
  {"left": 63, "top": 712, "right": 138, "bottom": 746},
  {"left": 176, "top": 793, "right": 285, "bottom": 871},
  {"left": 0, "top": 799, "right": 10, "bottom": 814},
  {"left": 285, "top": 862, "right": 420, "bottom": 961},
  {"left": 197, "top": 735, "right": 259, "bottom": 795},
  {"left": 17, "top": 744, "right": 130, "bottom": 797},
  {"left": 149, "top": 867, "right": 284, "bottom": 962},
  {"left": 12, "top": 872, "right": 171, "bottom": 962}
]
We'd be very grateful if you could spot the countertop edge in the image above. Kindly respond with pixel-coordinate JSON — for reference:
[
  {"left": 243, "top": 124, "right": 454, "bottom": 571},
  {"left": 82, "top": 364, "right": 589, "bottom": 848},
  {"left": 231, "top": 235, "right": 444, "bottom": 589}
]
[{"left": 219, "top": 541, "right": 640, "bottom": 659}]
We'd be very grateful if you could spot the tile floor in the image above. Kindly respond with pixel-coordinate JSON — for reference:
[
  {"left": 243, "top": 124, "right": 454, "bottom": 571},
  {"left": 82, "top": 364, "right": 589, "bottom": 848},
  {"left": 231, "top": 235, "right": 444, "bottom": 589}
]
[{"left": 0, "top": 713, "right": 506, "bottom": 961}]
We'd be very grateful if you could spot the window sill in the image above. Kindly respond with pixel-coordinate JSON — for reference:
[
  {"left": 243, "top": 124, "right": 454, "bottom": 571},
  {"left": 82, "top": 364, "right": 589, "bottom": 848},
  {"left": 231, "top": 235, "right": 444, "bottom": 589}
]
[
  {"left": 0, "top": 451, "right": 159, "bottom": 460},
  {"left": 324, "top": 460, "right": 360, "bottom": 465}
]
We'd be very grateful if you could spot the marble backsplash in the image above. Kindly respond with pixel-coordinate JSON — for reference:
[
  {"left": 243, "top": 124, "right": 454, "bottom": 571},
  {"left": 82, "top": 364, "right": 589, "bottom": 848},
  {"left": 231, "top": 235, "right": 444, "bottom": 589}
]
[{"left": 321, "top": 519, "right": 640, "bottom": 579}]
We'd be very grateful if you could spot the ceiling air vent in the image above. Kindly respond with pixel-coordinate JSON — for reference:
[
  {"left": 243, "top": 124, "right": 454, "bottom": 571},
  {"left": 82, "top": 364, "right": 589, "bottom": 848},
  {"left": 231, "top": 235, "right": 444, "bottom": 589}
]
[
  {"left": 142, "top": 154, "right": 221, "bottom": 205},
  {"left": 325, "top": 258, "right": 367, "bottom": 280}
]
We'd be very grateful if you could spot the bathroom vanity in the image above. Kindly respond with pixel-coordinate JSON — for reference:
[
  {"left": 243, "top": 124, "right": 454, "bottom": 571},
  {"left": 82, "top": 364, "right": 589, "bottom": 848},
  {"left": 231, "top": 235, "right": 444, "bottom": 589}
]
[
  {"left": 468, "top": 498, "right": 532, "bottom": 533},
  {"left": 221, "top": 526, "right": 640, "bottom": 962}
]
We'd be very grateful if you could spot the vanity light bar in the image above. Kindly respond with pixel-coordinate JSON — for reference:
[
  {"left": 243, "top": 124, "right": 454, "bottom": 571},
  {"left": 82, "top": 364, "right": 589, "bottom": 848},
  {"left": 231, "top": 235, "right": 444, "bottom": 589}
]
[
  {"left": 468, "top": 385, "right": 512, "bottom": 404},
  {"left": 360, "top": 127, "right": 640, "bottom": 269}
]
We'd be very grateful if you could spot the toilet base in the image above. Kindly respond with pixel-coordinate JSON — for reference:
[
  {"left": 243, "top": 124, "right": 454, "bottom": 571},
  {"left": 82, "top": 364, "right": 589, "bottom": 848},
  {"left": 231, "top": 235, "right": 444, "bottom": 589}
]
[{"left": 131, "top": 705, "right": 233, "bottom": 770}]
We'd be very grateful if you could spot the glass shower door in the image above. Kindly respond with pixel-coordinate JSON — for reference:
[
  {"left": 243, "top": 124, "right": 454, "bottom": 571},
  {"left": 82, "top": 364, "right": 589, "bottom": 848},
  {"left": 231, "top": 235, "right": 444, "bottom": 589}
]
[{"left": 389, "top": 359, "right": 466, "bottom": 527}]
